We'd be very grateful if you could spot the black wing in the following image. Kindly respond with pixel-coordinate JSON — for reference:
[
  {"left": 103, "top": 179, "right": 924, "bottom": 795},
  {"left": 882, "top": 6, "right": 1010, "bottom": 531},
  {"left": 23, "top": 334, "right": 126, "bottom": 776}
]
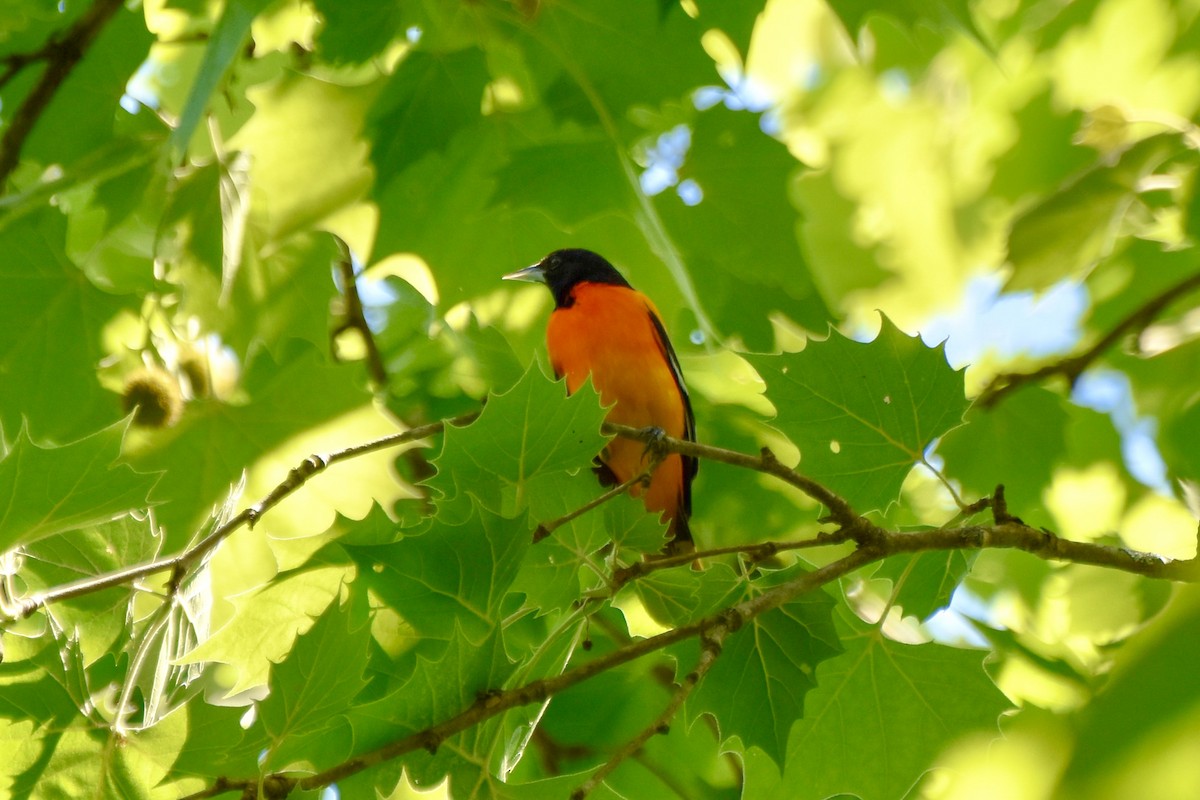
[{"left": 645, "top": 305, "right": 698, "bottom": 518}]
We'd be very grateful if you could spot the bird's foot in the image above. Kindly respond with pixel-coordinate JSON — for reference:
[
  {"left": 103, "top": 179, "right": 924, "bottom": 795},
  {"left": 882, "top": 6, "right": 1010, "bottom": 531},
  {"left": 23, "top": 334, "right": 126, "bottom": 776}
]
[{"left": 639, "top": 425, "right": 669, "bottom": 462}]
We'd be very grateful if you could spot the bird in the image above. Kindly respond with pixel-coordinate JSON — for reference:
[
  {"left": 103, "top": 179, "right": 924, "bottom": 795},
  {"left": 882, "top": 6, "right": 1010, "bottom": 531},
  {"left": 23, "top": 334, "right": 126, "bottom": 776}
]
[{"left": 504, "top": 248, "right": 698, "bottom": 555}]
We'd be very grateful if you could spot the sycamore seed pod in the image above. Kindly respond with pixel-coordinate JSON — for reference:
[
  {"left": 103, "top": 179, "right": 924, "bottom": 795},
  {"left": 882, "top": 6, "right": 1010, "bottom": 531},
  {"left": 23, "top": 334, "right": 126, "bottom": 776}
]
[{"left": 121, "top": 367, "right": 183, "bottom": 428}]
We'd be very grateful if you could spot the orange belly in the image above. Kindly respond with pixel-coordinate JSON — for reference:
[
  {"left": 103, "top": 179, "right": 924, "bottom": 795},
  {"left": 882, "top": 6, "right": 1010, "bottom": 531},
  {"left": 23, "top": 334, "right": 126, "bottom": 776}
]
[{"left": 546, "top": 283, "right": 688, "bottom": 526}]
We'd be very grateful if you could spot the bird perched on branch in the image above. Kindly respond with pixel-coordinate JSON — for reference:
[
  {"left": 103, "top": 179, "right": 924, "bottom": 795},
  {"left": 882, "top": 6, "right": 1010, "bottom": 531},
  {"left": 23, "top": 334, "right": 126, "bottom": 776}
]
[{"left": 504, "top": 248, "right": 697, "bottom": 554}]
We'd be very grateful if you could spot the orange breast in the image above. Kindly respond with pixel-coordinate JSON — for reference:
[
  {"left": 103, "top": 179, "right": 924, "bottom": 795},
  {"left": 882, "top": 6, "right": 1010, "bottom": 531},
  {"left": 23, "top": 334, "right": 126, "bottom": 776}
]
[{"left": 546, "top": 283, "right": 688, "bottom": 523}]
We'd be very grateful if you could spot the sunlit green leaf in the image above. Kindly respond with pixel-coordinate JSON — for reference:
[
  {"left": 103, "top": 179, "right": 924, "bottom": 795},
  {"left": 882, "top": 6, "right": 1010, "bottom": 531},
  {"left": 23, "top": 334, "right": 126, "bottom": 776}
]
[
  {"left": 170, "top": 0, "right": 272, "bottom": 155},
  {"left": 0, "top": 422, "right": 159, "bottom": 551},
  {"left": 259, "top": 593, "right": 371, "bottom": 769},
  {"left": 749, "top": 317, "right": 968, "bottom": 512},
  {"left": 177, "top": 564, "right": 350, "bottom": 694},
  {"left": 169, "top": 698, "right": 264, "bottom": 778},
  {"left": 124, "top": 342, "right": 369, "bottom": 546},
  {"left": 1060, "top": 585, "right": 1200, "bottom": 797},
  {"left": 687, "top": 569, "right": 841, "bottom": 763},
  {"left": 21, "top": 515, "right": 161, "bottom": 664},
  {"left": 428, "top": 365, "right": 607, "bottom": 522},
  {"left": 783, "top": 625, "right": 1010, "bottom": 798},
  {"left": 346, "top": 505, "right": 527, "bottom": 643},
  {"left": 939, "top": 386, "right": 1068, "bottom": 522},
  {"left": 0, "top": 209, "right": 137, "bottom": 442},
  {"left": 229, "top": 72, "right": 377, "bottom": 244},
  {"left": 875, "top": 547, "right": 974, "bottom": 619},
  {"left": 1006, "top": 135, "right": 1178, "bottom": 290}
]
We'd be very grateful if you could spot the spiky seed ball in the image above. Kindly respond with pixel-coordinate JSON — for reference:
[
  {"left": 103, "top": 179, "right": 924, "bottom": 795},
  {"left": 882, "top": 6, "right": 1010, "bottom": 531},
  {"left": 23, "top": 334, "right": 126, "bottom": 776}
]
[
  {"left": 177, "top": 350, "right": 210, "bottom": 398},
  {"left": 121, "top": 367, "right": 183, "bottom": 428}
]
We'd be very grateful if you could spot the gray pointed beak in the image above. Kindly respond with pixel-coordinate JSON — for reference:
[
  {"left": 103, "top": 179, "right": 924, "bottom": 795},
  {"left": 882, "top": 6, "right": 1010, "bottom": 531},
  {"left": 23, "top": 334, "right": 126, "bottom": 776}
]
[{"left": 502, "top": 263, "right": 546, "bottom": 284}]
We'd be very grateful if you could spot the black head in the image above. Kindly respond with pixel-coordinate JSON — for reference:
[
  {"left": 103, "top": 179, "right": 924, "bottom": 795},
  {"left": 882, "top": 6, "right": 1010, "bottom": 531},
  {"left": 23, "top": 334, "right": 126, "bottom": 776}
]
[{"left": 503, "top": 248, "right": 632, "bottom": 308}]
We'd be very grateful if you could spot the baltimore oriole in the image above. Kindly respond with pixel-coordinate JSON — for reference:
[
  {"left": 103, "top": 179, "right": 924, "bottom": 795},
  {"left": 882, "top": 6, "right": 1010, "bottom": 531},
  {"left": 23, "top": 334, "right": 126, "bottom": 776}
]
[{"left": 504, "top": 249, "right": 697, "bottom": 554}]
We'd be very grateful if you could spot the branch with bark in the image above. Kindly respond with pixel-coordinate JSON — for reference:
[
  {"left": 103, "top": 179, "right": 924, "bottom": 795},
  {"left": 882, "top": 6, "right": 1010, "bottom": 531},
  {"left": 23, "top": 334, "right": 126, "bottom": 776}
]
[
  {"left": 330, "top": 236, "right": 389, "bottom": 388},
  {"left": 0, "top": 0, "right": 127, "bottom": 191},
  {"left": 978, "top": 270, "right": 1200, "bottom": 408},
  {"left": 5, "top": 401, "right": 1195, "bottom": 799}
]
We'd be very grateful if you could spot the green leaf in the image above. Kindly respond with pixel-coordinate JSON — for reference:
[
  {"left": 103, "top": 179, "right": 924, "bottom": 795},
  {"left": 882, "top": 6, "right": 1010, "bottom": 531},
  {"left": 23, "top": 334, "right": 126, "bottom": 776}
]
[
  {"left": 428, "top": 365, "right": 608, "bottom": 523},
  {"left": 311, "top": 0, "right": 402, "bottom": 64},
  {"left": 0, "top": 422, "right": 159, "bottom": 551},
  {"left": 1006, "top": 134, "right": 1177, "bottom": 291},
  {"left": 1166, "top": 396, "right": 1200, "bottom": 483},
  {"left": 29, "top": 711, "right": 188, "bottom": 800},
  {"left": 368, "top": 49, "right": 492, "bottom": 187},
  {"left": 687, "top": 570, "right": 842, "bottom": 763},
  {"left": 0, "top": 719, "right": 42, "bottom": 796},
  {"left": 346, "top": 505, "right": 528, "bottom": 644},
  {"left": 793, "top": 169, "right": 890, "bottom": 323},
  {"left": 1060, "top": 586, "right": 1200, "bottom": 795},
  {"left": 259, "top": 593, "right": 371, "bottom": 769},
  {"left": 532, "top": 0, "right": 713, "bottom": 120},
  {"left": 825, "top": 0, "right": 983, "bottom": 44},
  {"left": 228, "top": 71, "right": 377, "bottom": 244},
  {"left": 783, "top": 628, "right": 1011, "bottom": 799},
  {"left": 22, "top": 515, "right": 161, "bottom": 664},
  {"left": 175, "top": 231, "right": 343, "bottom": 357},
  {"left": 0, "top": 209, "right": 138, "bottom": 442},
  {"left": 371, "top": 123, "right": 566, "bottom": 308},
  {"left": 689, "top": 0, "right": 763, "bottom": 56},
  {"left": 0, "top": 661, "right": 79, "bottom": 726},
  {"left": 939, "top": 386, "right": 1068, "bottom": 522},
  {"left": 988, "top": 89, "right": 1091, "bottom": 204},
  {"left": 512, "top": 474, "right": 614, "bottom": 615},
  {"left": 22, "top": 8, "right": 153, "bottom": 168},
  {"left": 494, "top": 138, "right": 628, "bottom": 229},
  {"left": 634, "top": 561, "right": 743, "bottom": 627},
  {"left": 345, "top": 626, "right": 515, "bottom": 792},
  {"left": 124, "top": 341, "right": 369, "bottom": 546},
  {"left": 177, "top": 564, "right": 349, "bottom": 695},
  {"left": 748, "top": 317, "right": 968, "bottom": 512},
  {"left": 535, "top": 609, "right": 689, "bottom": 755},
  {"left": 875, "top": 548, "right": 975, "bottom": 620},
  {"left": 658, "top": 105, "right": 829, "bottom": 346},
  {"left": 169, "top": 699, "right": 265, "bottom": 778}
]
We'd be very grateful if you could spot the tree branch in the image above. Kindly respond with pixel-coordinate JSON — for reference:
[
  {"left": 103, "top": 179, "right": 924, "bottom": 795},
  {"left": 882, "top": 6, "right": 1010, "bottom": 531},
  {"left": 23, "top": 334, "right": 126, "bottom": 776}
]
[
  {"left": 266, "top": 547, "right": 880, "bottom": 796},
  {"left": 22, "top": 407, "right": 1186, "bottom": 799},
  {"left": 330, "top": 236, "right": 389, "bottom": 388},
  {"left": 0, "top": 0, "right": 127, "bottom": 192},
  {"left": 570, "top": 608, "right": 729, "bottom": 799},
  {"left": 3, "top": 410, "right": 480, "bottom": 622},
  {"left": 602, "top": 422, "right": 859, "bottom": 527},
  {"left": 532, "top": 457, "right": 659, "bottom": 543},
  {"left": 978, "top": 270, "right": 1200, "bottom": 408}
]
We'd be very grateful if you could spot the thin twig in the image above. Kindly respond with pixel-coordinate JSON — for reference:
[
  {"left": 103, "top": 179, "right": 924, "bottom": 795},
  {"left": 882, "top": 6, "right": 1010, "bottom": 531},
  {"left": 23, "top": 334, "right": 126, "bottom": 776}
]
[
  {"left": 920, "top": 455, "right": 968, "bottom": 509},
  {"left": 0, "top": 0, "right": 128, "bottom": 192},
  {"left": 613, "top": 529, "right": 854, "bottom": 587},
  {"left": 273, "top": 548, "right": 879, "bottom": 796},
  {"left": 0, "top": 43, "right": 53, "bottom": 92},
  {"left": 978, "top": 270, "right": 1200, "bottom": 408},
  {"left": 533, "top": 455, "right": 661, "bottom": 543},
  {"left": 330, "top": 236, "right": 389, "bottom": 388},
  {"left": 4, "top": 411, "right": 480, "bottom": 621},
  {"left": 570, "top": 612, "right": 730, "bottom": 799},
  {"left": 603, "top": 423, "right": 858, "bottom": 526},
  {"left": 127, "top": 412, "right": 1198, "bottom": 799}
]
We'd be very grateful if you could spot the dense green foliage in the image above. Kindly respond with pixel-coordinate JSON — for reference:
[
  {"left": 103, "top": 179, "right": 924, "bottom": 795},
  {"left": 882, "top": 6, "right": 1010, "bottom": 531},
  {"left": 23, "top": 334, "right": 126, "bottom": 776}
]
[{"left": 2, "top": 0, "right": 1200, "bottom": 798}]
